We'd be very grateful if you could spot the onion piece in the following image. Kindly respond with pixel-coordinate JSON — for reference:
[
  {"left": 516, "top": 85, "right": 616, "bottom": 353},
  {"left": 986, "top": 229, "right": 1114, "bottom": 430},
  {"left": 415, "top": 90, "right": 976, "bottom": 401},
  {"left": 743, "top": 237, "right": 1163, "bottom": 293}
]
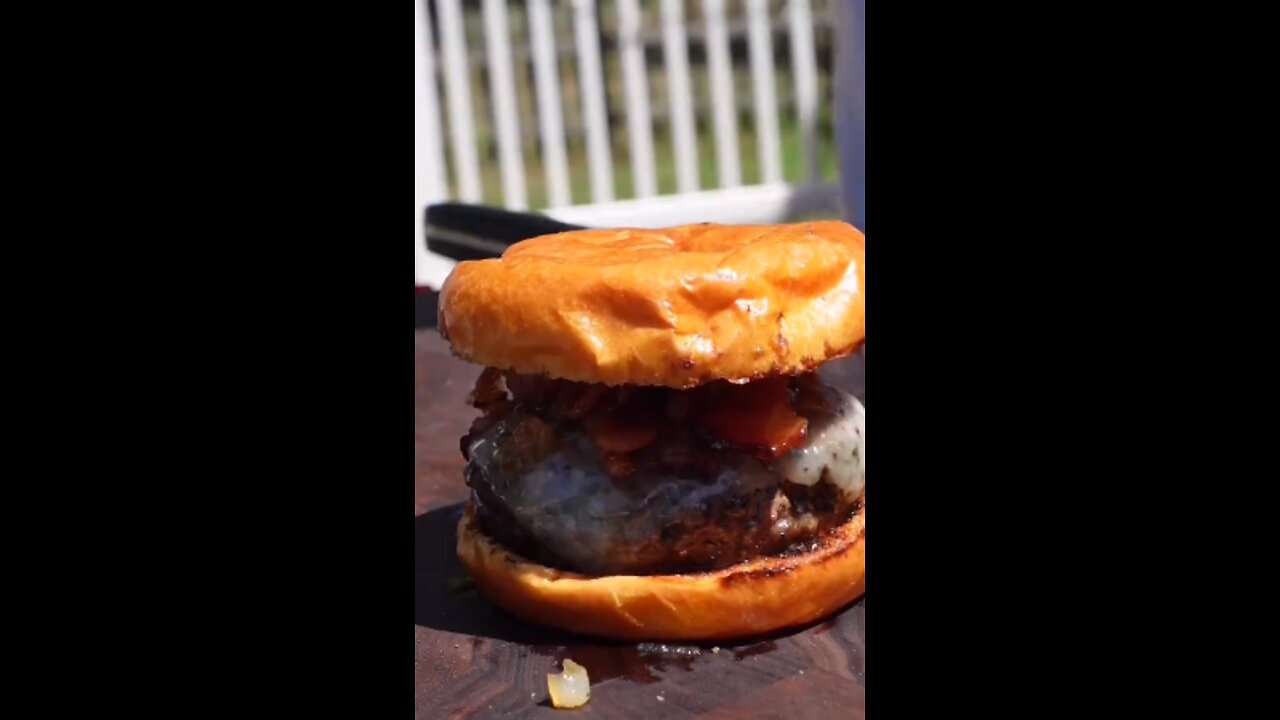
[{"left": 547, "top": 658, "right": 591, "bottom": 709}]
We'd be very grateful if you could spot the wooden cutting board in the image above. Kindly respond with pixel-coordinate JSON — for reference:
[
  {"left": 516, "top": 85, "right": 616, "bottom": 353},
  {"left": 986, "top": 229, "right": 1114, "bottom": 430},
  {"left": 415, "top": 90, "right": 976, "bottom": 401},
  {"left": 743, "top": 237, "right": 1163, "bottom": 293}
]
[{"left": 415, "top": 331, "right": 865, "bottom": 719}]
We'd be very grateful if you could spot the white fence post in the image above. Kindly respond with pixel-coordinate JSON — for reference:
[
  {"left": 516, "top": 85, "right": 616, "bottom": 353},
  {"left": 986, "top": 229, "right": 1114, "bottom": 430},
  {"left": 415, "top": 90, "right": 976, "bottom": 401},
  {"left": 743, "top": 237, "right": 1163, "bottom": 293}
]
[
  {"left": 661, "top": 0, "right": 699, "bottom": 194},
  {"left": 703, "top": 0, "right": 741, "bottom": 188},
  {"left": 788, "top": 0, "right": 821, "bottom": 185},
  {"left": 746, "top": 0, "right": 783, "bottom": 184},
  {"left": 438, "top": 0, "right": 482, "bottom": 201},
  {"left": 573, "top": 0, "right": 614, "bottom": 203},
  {"left": 416, "top": 0, "right": 453, "bottom": 287},
  {"left": 617, "top": 0, "right": 656, "bottom": 199},
  {"left": 482, "top": 0, "right": 528, "bottom": 210},
  {"left": 528, "top": 0, "right": 572, "bottom": 208}
]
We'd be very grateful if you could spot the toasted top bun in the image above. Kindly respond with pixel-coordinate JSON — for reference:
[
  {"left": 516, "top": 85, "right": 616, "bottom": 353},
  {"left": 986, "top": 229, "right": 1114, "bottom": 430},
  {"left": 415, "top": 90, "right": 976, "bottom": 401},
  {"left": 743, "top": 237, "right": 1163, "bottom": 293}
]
[
  {"left": 438, "top": 221, "right": 865, "bottom": 388},
  {"left": 456, "top": 503, "right": 865, "bottom": 641}
]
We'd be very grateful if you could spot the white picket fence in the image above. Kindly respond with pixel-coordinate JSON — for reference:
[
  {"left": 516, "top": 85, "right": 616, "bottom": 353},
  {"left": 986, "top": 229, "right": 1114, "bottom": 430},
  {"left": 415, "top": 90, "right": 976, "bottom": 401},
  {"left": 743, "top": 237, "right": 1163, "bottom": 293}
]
[{"left": 415, "top": 0, "right": 841, "bottom": 287}]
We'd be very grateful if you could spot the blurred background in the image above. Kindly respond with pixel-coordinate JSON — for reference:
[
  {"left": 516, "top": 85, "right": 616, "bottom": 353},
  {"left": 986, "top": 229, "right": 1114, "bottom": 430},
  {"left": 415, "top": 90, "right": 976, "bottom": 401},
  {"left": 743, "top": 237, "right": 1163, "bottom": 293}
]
[{"left": 416, "top": 0, "right": 862, "bottom": 290}]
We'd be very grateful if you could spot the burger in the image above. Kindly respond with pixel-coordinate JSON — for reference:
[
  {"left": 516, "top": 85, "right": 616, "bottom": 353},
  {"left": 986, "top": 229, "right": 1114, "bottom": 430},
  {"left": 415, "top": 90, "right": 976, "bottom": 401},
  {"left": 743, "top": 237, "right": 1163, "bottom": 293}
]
[{"left": 437, "top": 221, "right": 865, "bottom": 641}]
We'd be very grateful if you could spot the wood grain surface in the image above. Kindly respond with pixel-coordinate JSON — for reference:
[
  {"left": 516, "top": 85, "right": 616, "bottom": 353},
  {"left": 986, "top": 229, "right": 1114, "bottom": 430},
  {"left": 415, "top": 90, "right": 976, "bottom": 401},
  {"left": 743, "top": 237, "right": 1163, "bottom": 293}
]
[{"left": 415, "top": 331, "right": 865, "bottom": 719}]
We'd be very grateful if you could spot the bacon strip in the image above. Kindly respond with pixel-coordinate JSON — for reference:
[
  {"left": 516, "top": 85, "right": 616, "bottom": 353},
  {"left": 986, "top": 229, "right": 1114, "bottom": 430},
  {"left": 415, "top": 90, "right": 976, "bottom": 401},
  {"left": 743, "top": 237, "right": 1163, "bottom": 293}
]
[
  {"left": 584, "top": 409, "right": 660, "bottom": 454},
  {"left": 694, "top": 377, "right": 808, "bottom": 457},
  {"left": 468, "top": 367, "right": 509, "bottom": 408},
  {"left": 467, "top": 368, "right": 811, "bottom": 466}
]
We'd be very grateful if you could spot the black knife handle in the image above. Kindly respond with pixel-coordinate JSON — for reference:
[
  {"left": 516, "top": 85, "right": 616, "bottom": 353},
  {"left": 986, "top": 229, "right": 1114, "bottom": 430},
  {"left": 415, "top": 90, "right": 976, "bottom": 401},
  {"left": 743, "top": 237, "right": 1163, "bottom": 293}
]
[{"left": 425, "top": 203, "right": 584, "bottom": 246}]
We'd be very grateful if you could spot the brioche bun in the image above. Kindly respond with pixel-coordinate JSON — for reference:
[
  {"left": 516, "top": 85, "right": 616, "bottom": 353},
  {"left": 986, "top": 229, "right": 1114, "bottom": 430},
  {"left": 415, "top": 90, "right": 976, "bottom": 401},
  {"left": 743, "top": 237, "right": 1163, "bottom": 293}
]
[
  {"left": 456, "top": 503, "right": 865, "bottom": 641},
  {"left": 438, "top": 222, "right": 865, "bottom": 388}
]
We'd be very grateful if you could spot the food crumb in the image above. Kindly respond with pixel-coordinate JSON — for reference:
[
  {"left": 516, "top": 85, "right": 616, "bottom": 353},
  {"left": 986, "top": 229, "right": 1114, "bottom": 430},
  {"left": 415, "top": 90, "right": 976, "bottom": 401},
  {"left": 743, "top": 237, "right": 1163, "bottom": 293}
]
[
  {"left": 799, "top": 670, "right": 805, "bottom": 675},
  {"left": 547, "top": 658, "right": 590, "bottom": 709},
  {"left": 657, "top": 695, "right": 665, "bottom": 702},
  {"left": 711, "top": 646, "right": 720, "bottom": 653}
]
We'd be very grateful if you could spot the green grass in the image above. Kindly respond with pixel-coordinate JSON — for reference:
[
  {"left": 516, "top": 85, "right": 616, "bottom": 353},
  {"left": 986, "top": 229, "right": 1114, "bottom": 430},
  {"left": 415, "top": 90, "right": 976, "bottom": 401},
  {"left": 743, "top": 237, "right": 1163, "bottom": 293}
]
[{"left": 472, "top": 112, "right": 840, "bottom": 213}]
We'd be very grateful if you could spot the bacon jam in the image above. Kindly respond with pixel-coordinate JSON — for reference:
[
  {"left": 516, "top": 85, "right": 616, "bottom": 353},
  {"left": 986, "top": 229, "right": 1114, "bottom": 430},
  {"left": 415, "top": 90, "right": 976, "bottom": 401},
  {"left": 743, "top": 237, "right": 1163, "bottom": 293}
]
[{"left": 461, "top": 368, "right": 865, "bottom": 576}]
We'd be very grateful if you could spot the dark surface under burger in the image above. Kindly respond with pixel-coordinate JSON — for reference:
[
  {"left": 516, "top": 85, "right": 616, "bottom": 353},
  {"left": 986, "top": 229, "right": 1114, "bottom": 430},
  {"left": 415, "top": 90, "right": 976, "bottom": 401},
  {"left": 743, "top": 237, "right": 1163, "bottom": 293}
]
[{"left": 461, "top": 366, "right": 866, "bottom": 577}]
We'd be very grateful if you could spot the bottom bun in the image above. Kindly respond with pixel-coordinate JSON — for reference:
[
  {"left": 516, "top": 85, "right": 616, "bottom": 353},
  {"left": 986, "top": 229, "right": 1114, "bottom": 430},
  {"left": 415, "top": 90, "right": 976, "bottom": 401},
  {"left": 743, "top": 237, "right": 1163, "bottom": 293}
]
[{"left": 455, "top": 503, "right": 865, "bottom": 641}]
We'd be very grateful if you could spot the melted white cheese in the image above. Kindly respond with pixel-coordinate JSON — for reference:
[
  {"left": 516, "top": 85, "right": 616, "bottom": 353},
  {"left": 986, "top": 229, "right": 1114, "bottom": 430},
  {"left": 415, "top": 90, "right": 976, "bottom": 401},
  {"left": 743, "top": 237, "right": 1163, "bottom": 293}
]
[{"left": 775, "top": 391, "right": 864, "bottom": 500}]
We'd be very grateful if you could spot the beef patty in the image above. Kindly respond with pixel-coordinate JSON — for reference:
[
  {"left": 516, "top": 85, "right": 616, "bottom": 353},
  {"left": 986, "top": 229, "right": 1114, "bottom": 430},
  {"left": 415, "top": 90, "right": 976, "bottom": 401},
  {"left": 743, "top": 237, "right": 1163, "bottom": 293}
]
[{"left": 461, "top": 369, "right": 865, "bottom": 575}]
